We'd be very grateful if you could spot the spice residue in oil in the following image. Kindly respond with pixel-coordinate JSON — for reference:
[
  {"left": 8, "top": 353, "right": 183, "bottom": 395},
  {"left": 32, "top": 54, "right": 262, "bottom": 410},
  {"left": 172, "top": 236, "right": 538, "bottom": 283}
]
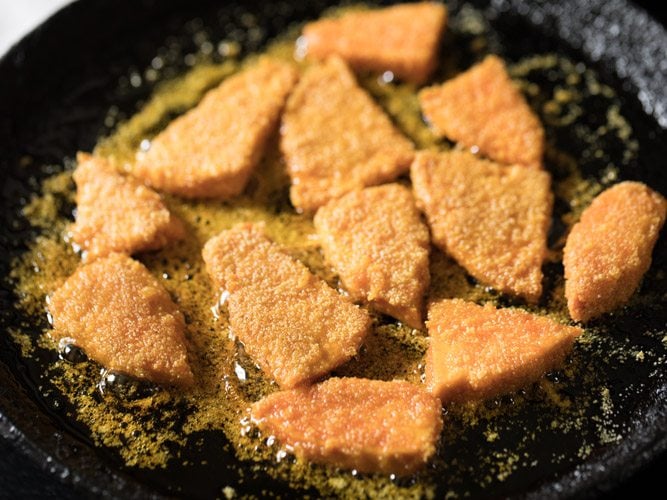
[{"left": 7, "top": 2, "right": 667, "bottom": 498}]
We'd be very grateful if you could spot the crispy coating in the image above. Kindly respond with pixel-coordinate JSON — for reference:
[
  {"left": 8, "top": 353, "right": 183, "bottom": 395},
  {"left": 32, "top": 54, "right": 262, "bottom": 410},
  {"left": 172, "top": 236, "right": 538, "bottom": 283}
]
[
  {"left": 419, "top": 55, "right": 544, "bottom": 169},
  {"left": 563, "top": 181, "right": 667, "bottom": 322},
  {"left": 411, "top": 150, "right": 552, "bottom": 302},
  {"left": 202, "top": 224, "right": 371, "bottom": 388},
  {"left": 250, "top": 377, "right": 443, "bottom": 474},
  {"left": 48, "top": 253, "right": 193, "bottom": 387},
  {"left": 425, "top": 299, "right": 581, "bottom": 403},
  {"left": 133, "top": 58, "right": 298, "bottom": 198},
  {"left": 314, "top": 184, "right": 430, "bottom": 329},
  {"left": 71, "top": 153, "right": 185, "bottom": 261},
  {"left": 302, "top": 2, "right": 447, "bottom": 85},
  {"left": 280, "top": 57, "right": 414, "bottom": 213}
]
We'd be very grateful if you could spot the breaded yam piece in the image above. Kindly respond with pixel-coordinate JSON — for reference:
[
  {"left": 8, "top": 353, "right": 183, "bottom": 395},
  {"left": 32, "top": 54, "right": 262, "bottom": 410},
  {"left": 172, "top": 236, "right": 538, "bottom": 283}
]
[
  {"left": 302, "top": 2, "right": 447, "bottom": 85},
  {"left": 564, "top": 181, "right": 667, "bottom": 322},
  {"left": 133, "top": 58, "right": 298, "bottom": 199},
  {"left": 425, "top": 299, "right": 582, "bottom": 403},
  {"left": 202, "top": 224, "right": 371, "bottom": 388},
  {"left": 48, "top": 253, "right": 193, "bottom": 387},
  {"left": 250, "top": 377, "right": 443, "bottom": 474},
  {"left": 419, "top": 55, "right": 544, "bottom": 169},
  {"left": 411, "top": 150, "right": 552, "bottom": 303},
  {"left": 71, "top": 153, "right": 185, "bottom": 261},
  {"left": 314, "top": 184, "right": 430, "bottom": 329},
  {"left": 281, "top": 57, "right": 415, "bottom": 212}
]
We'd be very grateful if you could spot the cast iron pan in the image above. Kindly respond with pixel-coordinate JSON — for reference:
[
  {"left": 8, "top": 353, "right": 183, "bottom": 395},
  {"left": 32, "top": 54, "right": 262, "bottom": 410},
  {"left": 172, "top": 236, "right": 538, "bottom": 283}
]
[{"left": 1, "top": 0, "right": 666, "bottom": 497}]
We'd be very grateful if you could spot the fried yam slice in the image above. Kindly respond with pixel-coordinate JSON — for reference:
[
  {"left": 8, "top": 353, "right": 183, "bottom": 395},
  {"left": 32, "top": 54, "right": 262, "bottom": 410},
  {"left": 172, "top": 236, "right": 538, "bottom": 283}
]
[
  {"left": 419, "top": 55, "right": 544, "bottom": 169},
  {"left": 411, "top": 150, "right": 552, "bottom": 302},
  {"left": 48, "top": 253, "right": 193, "bottom": 387},
  {"left": 202, "top": 224, "right": 371, "bottom": 388},
  {"left": 133, "top": 58, "right": 298, "bottom": 198},
  {"left": 280, "top": 57, "right": 414, "bottom": 212},
  {"left": 563, "top": 181, "right": 667, "bottom": 322},
  {"left": 314, "top": 184, "right": 430, "bottom": 329},
  {"left": 302, "top": 2, "right": 447, "bottom": 84},
  {"left": 250, "top": 377, "right": 443, "bottom": 474},
  {"left": 425, "top": 299, "right": 581, "bottom": 402},
  {"left": 71, "top": 153, "right": 185, "bottom": 261}
]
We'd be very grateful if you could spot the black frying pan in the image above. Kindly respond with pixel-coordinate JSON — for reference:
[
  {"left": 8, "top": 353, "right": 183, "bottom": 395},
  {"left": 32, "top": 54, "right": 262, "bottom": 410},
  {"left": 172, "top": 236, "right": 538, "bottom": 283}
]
[{"left": 1, "top": 0, "right": 666, "bottom": 497}]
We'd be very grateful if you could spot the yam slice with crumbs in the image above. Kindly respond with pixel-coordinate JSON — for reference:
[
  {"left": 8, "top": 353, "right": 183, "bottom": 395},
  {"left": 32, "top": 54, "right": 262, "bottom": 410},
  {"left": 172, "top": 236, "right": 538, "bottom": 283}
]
[
  {"left": 301, "top": 2, "right": 447, "bottom": 85},
  {"left": 71, "top": 153, "right": 185, "bottom": 261},
  {"left": 314, "top": 183, "right": 430, "bottom": 329},
  {"left": 419, "top": 55, "right": 544, "bottom": 169},
  {"left": 202, "top": 224, "right": 371, "bottom": 388},
  {"left": 280, "top": 57, "right": 414, "bottom": 213},
  {"left": 411, "top": 150, "right": 552, "bottom": 303},
  {"left": 250, "top": 377, "right": 443, "bottom": 474},
  {"left": 133, "top": 58, "right": 298, "bottom": 199},
  {"left": 425, "top": 299, "right": 582, "bottom": 403},
  {"left": 48, "top": 253, "right": 193, "bottom": 387},
  {"left": 563, "top": 181, "right": 667, "bottom": 322}
]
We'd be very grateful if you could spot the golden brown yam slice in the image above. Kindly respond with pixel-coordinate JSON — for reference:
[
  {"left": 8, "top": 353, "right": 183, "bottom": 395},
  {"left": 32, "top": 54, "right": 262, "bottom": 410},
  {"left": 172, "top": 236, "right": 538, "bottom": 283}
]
[
  {"left": 133, "top": 58, "right": 298, "bottom": 198},
  {"left": 280, "top": 57, "right": 414, "bottom": 213},
  {"left": 302, "top": 2, "right": 447, "bottom": 85},
  {"left": 411, "top": 150, "right": 552, "bottom": 302},
  {"left": 425, "top": 299, "right": 581, "bottom": 402},
  {"left": 71, "top": 153, "right": 185, "bottom": 261},
  {"left": 314, "top": 184, "right": 430, "bottom": 329},
  {"left": 419, "top": 55, "right": 544, "bottom": 169},
  {"left": 250, "top": 377, "right": 443, "bottom": 474},
  {"left": 202, "top": 224, "right": 371, "bottom": 388},
  {"left": 563, "top": 181, "right": 667, "bottom": 322},
  {"left": 48, "top": 253, "right": 193, "bottom": 387}
]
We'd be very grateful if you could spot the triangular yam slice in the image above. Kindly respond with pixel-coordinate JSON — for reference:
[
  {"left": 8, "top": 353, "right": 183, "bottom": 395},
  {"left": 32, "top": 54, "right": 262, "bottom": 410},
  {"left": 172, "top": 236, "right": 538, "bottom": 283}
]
[
  {"left": 250, "top": 377, "right": 443, "bottom": 474},
  {"left": 71, "top": 153, "right": 185, "bottom": 261},
  {"left": 314, "top": 184, "right": 430, "bottom": 328},
  {"left": 411, "top": 150, "right": 552, "bottom": 302},
  {"left": 425, "top": 299, "right": 581, "bottom": 402},
  {"left": 202, "top": 224, "right": 371, "bottom": 388},
  {"left": 133, "top": 58, "right": 298, "bottom": 198},
  {"left": 48, "top": 253, "right": 193, "bottom": 387},
  {"left": 564, "top": 181, "right": 667, "bottom": 322},
  {"left": 419, "top": 55, "right": 544, "bottom": 169},
  {"left": 302, "top": 2, "right": 447, "bottom": 84},
  {"left": 280, "top": 57, "right": 414, "bottom": 212}
]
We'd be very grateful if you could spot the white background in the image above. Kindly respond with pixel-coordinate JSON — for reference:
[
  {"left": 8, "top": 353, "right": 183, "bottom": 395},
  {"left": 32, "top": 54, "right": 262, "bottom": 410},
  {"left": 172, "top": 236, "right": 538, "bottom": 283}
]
[{"left": 0, "top": 0, "right": 72, "bottom": 56}]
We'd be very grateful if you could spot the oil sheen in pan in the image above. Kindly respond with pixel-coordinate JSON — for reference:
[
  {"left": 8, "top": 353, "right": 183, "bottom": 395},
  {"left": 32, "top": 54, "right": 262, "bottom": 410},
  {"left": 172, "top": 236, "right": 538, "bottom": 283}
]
[{"left": 5, "top": 1, "right": 667, "bottom": 498}]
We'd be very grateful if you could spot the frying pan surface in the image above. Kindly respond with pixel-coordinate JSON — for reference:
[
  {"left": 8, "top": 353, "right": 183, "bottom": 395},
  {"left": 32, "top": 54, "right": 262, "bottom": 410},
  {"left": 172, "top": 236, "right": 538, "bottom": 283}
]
[{"left": 1, "top": 0, "right": 666, "bottom": 497}]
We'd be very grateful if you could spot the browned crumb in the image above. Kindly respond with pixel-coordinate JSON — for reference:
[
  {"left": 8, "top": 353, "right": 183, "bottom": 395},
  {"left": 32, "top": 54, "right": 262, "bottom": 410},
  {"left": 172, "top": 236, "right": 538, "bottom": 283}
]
[
  {"left": 250, "top": 377, "right": 443, "bottom": 474},
  {"left": 302, "top": 2, "right": 447, "bottom": 85},
  {"left": 419, "top": 55, "right": 544, "bottom": 169},
  {"left": 314, "top": 183, "right": 430, "bottom": 329},
  {"left": 202, "top": 224, "right": 371, "bottom": 388},
  {"left": 411, "top": 150, "right": 552, "bottom": 303},
  {"left": 425, "top": 299, "right": 582, "bottom": 402},
  {"left": 563, "top": 181, "right": 667, "bottom": 322},
  {"left": 280, "top": 57, "right": 415, "bottom": 213},
  {"left": 48, "top": 253, "right": 193, "bottom": 387},
  {"left": 70, "top": 153, "right": 185, "bottom": 261},
  {"left": 133, "top": 58, "right": 298, "bottom": 198}
]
